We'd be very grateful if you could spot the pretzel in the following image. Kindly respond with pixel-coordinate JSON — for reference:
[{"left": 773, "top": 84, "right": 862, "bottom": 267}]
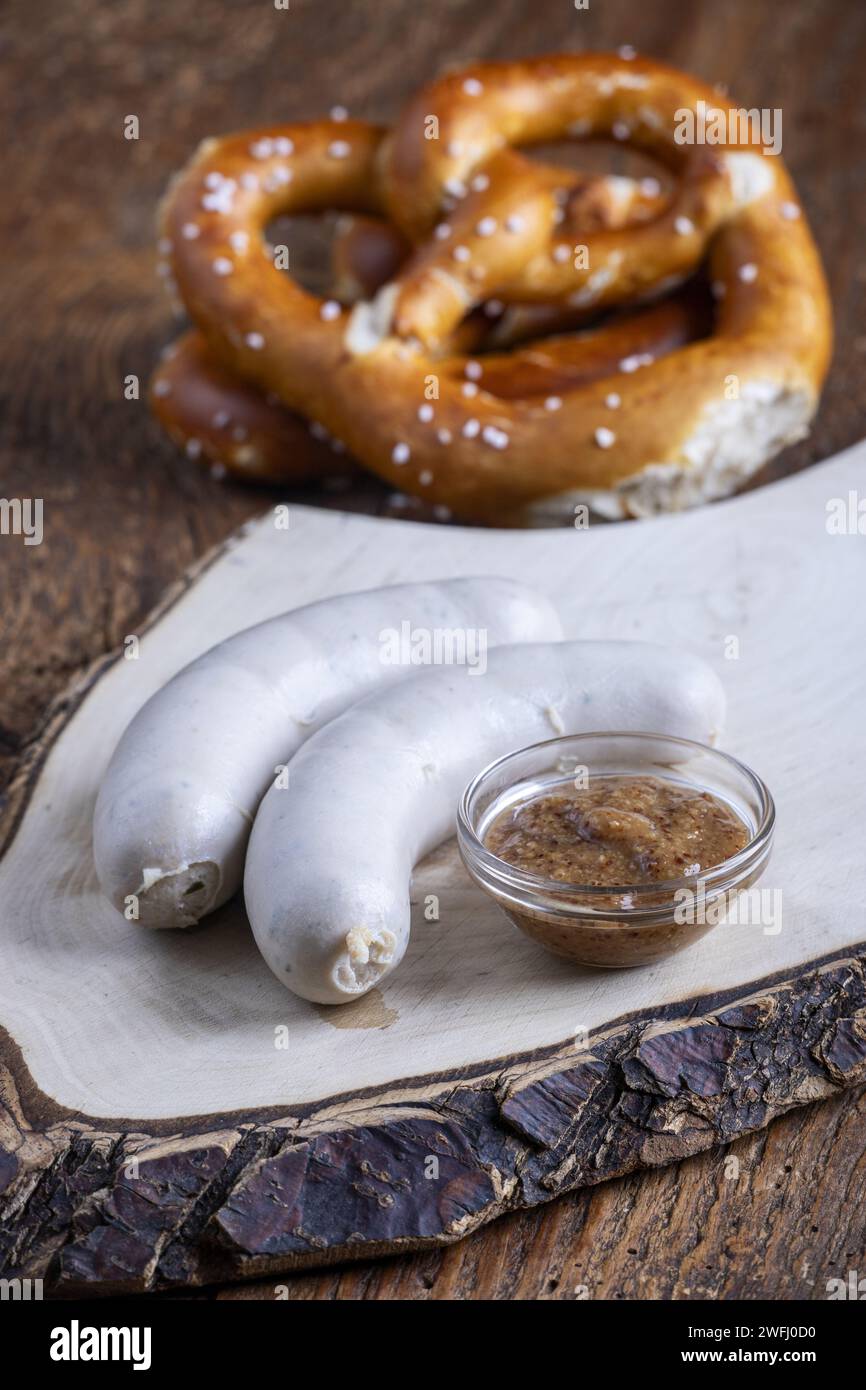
[
  {"left": 152, "top": 168, "right": 676, "bottom": 477},
  {"left": 155, "top": 53, "right": 831, "bottom": 522},
  {"left": 151, "top": 171, "right": 683, "bottom": 475}
]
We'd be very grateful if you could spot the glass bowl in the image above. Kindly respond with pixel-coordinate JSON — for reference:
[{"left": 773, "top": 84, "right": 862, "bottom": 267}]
[{"left": 457, "top": 731, "right": 775, "bottom": 968}]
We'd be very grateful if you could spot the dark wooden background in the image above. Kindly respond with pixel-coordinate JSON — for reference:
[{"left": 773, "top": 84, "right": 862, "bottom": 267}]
[{"left": 2, "top": 0, "right": 865, "bottom": 1300}]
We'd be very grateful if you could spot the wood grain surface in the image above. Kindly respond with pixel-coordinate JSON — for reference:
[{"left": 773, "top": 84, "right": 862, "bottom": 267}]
[{"left": 2, "top": 0, "right": 865, "bottom": 1299}]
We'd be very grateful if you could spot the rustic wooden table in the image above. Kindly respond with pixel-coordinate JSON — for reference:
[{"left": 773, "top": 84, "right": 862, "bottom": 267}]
[{"left": 2, "top": 0, "right": 865, "bottom": 1300}]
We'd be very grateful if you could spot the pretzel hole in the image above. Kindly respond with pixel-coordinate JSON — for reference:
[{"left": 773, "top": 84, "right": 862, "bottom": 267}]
[{"left": 263, "top": 211, "right": 350, "bottom": 297}]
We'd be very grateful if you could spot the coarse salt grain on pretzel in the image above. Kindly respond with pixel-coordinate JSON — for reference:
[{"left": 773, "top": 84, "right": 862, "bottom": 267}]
[{"left": 157, "top": 53, "right": 831, "bottom": 523}]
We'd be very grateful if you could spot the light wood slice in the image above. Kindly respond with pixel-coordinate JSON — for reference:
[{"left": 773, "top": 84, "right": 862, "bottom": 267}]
[{"left": 2, "top": 445, "right": 866, "bottom": 1294}]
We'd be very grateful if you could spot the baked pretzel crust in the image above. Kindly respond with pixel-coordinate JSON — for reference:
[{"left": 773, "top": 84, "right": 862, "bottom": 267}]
[{"left": 154, "top": 53, "right": 832, "bottom": 523}]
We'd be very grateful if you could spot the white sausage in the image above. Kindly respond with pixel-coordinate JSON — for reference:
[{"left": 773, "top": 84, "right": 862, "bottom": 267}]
[
  {"left": 93, "top": 578, "right": 561, "bottom": 928},
  {"left": 244, "top": 640, "right": 726, "bottom": 1004}
]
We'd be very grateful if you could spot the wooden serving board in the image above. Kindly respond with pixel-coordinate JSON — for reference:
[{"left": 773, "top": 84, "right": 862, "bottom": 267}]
[{"left": 2, "top": 445, "right": 866, "bottom": 1296}]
